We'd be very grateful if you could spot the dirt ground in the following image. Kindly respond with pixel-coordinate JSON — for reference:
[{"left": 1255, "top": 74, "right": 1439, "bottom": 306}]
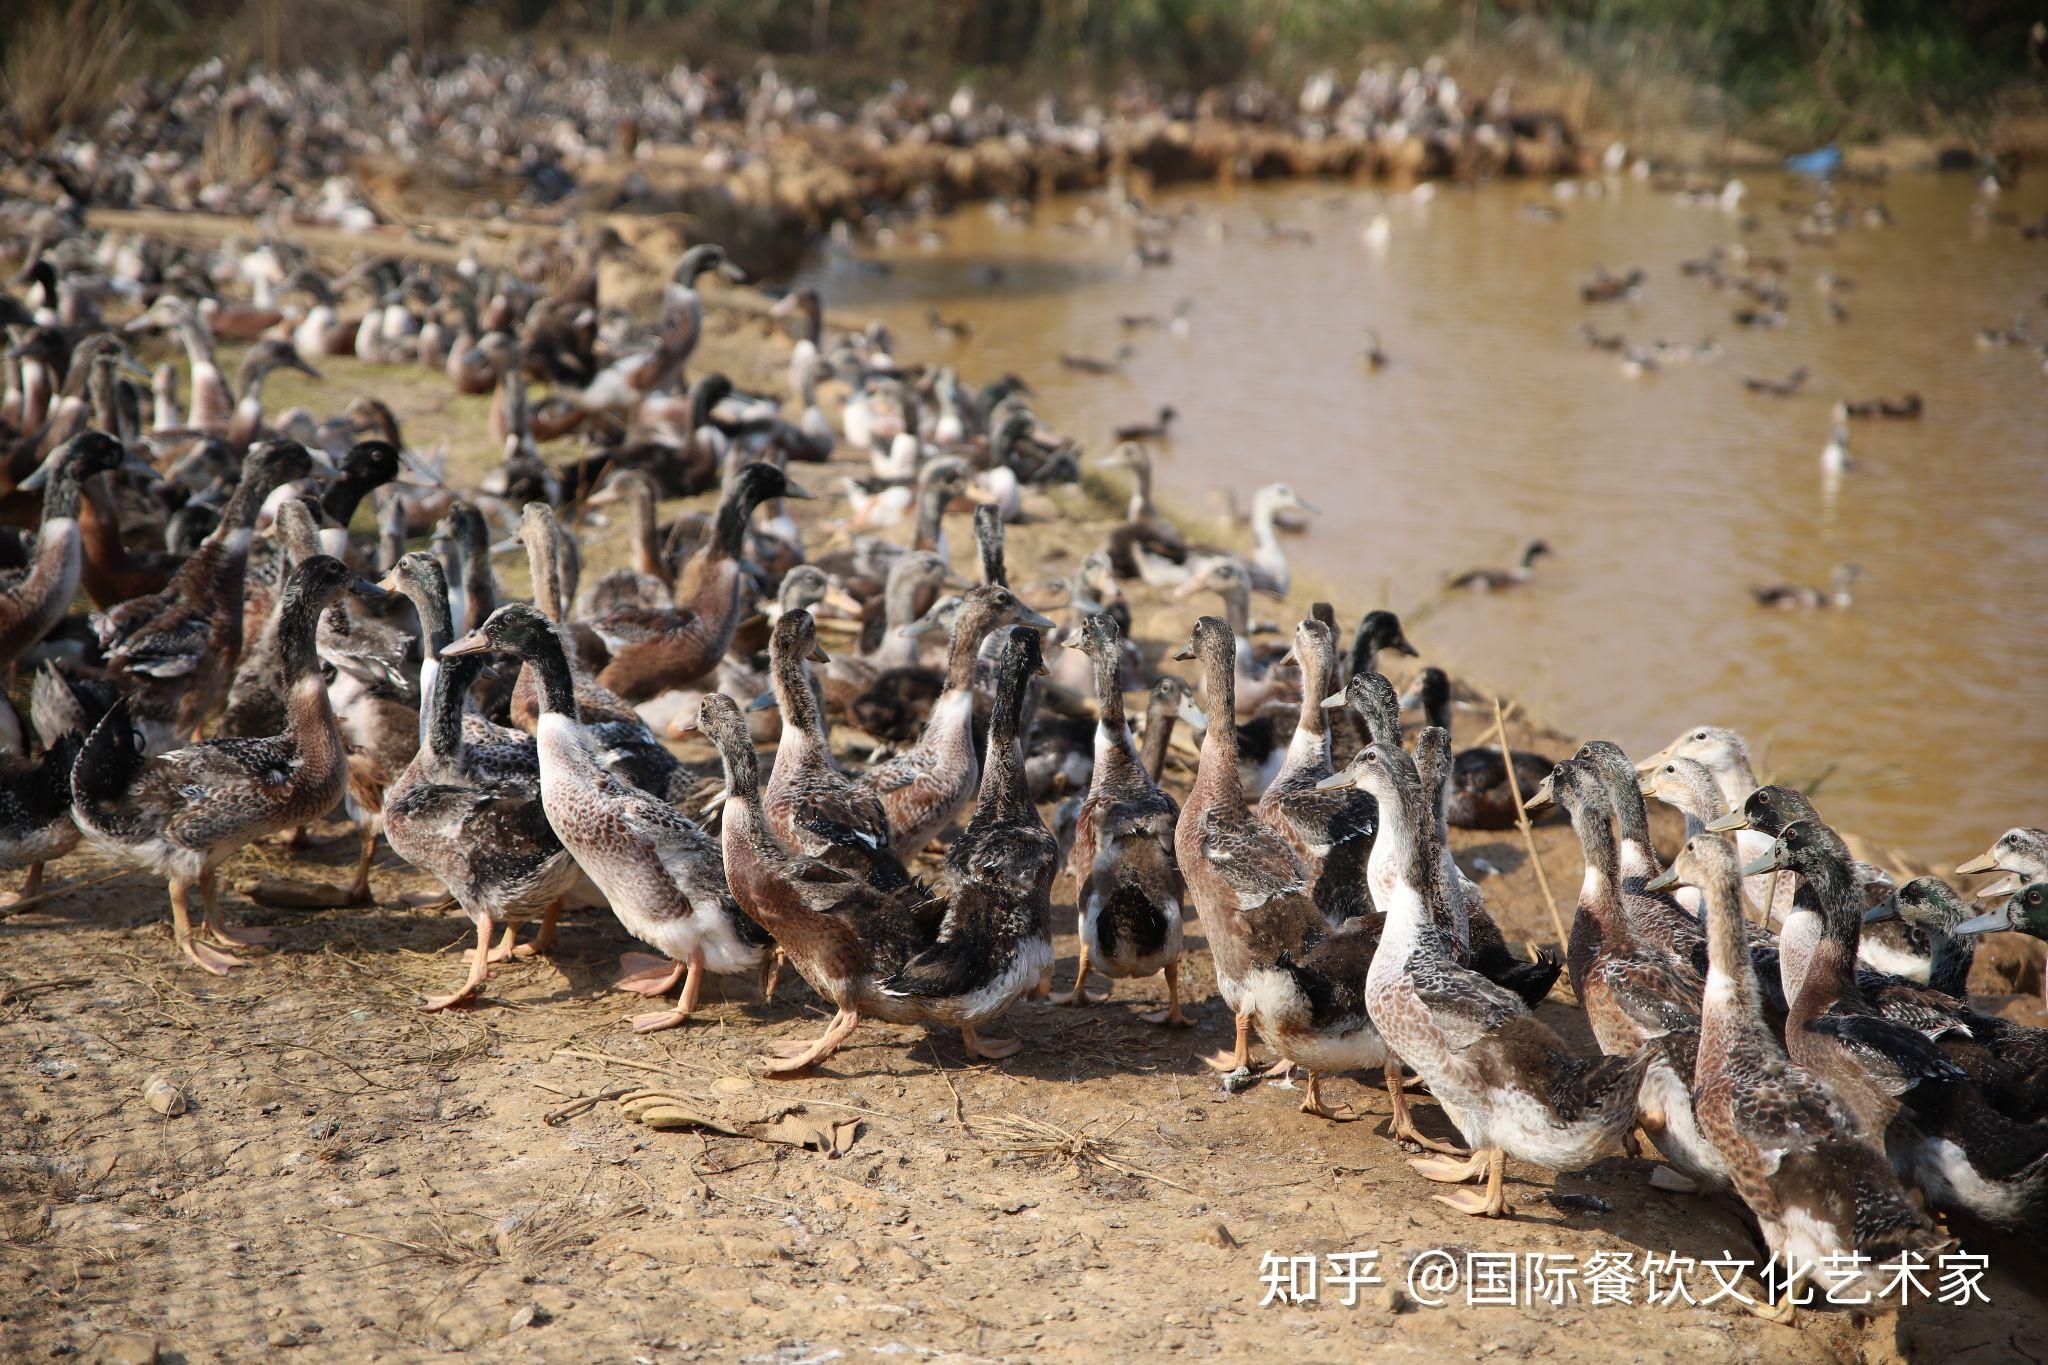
[{"left": 3, "top": 295, "right": 2046, "bottom": 1364}]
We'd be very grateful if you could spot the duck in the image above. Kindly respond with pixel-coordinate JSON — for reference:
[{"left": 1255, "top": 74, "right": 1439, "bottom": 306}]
[
  {"left": 576, "top": 469, "right": 674, "bottom": 617},
  {"left": 95, "top": 438, "right": 338, "bottom": 753},
  {"left": 876, "top": 626, "right": 1058, "bottom": 1061},
  {"left": 1532, "top": 759, "right": 1723, "bottom": 1192},
  {"left": 383, "top": 640, "right": 578, "bottom": 1011},
  {"left": 1325, "top": 736, "right": 1648, "bottom": 1215},
  {"left": 694, "top": 690, "right": 945, "bottom": 1073},
  {"left": 1446, "top": 538, "right": 1551, "bottom": 592},
  {"left": 1820, "top": 403, "right": 1854, "bottom": 474},
  {"left": 1051, "top": 613, "right": 1189, "bottom": 1022},
  {"left": 1956, "top": 826, "right": 2048, "bottom": 901},
  {"left": 593, "top": 462, "right": 813, "bottom": 704},
  {"left": 1643, "top": 834, "right": 1949, "bottom": 1321},
  {"left": 2, "top": 433, "right": 141, "bottom": 682},
  {"left": 220, "top": 497, "right": 322, "bottom": 741},
  {"left": 1098, "top": 442, "right": 1189, "bottom": 581},
  {"left": 1863, "top": 878, "right": 1981, "bottom": 999},
  {"left": 1112, "top": 406, "right": 1176, "bottom": 443},
  {"left": 1260, "top": 617, "right": 1377, "bottom": 924},
  {"left": 1179, "top": 615, "right": 1392, "bottom": 1122},
  {"left": 1417, "top": 728, "right": 1564, "bottom": 1011},
  {"left": 1637, "top": 725, "right": 1790, "bottom": 918},
  {"left": 442, "top": 603, "right": 767, "bottom": 1033},
  {"left": 1401, "top": 666, "right": 1555, "bottom": 830},
  {"left": 0, "top": 664, "right": 120, "bottom": 906},
  {"left": 70, "top": 555, "right": 385, "bottom": 974},
  {"left": 858, "top": 584, "right": 1053, "bottom": 858},
  {"left": 1704, "top": 785, "right": 1898, "bottom": 991},
  {"left": 1751, "top": 563, "right": 1858, "bottom": 609},
  {"left": 1745, "top": 822, "right": 2048, "bottom": 1229},
  {"left": 758, "top": 608, "right": 909, "bottom": 889},
  {"left": 1172, "top": 558, "right": 1290, "bottom": 715}
]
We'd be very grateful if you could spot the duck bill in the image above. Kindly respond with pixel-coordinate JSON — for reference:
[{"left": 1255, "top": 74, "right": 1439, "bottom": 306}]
[
  {"left": 807, "top": 644, "right": 830, "bottom": 664},
  {"left": 1642, "top": 866, "right": 1679, "bottom": 893},
  {"left": 1170, "top": 578, "right": 1206, "bottom": 600},
  {"left": 1740, "top": 843, "right": 1788, "bottom": 877},
  {"left": 700, "top": 787, "right": 731, "bottom": 816},
  {"left": 440, "top": 630, "right": 492, "bottom": 658},
  {"left": 1862, "top": 899, "right": 1900, "bottom": 925},
  {"left": 1017, "top": 606, "right": 1056, "bottom": 630},
  {"left": 16, "top": 453, "right": 53, "bottom": 492},
  {"left": 781, "top": 478, "right": 815, "bottom": 500},
  {"left": 1522, "top": 776, "right": 1556, "bottom": 813},
  {"left": 1318, "top": 690, "right": 1346, "bottom": 710},
  {"left": 303, "top": 449, "right": 343, "bottom": 481},
  {"left": 1391, "top": 633, "right": 1419, "bottom": 658},
  {"left": 744, "top": 692, "right": 778, "bottom": 714},
  {"left": 350, "top": 575, "right": 389, "bottom": 601},
  {"left": 1175, "top": 698, "right": 1208, "bottom": 730},
  {"left": 822, "top": 587, "right": 865, "bottom": 617},
  {"left": 1312, "top": 769, "right": 1355, "bottom": 792},
  {"left": 1954, "top": 850, "right": 2002, "bottom": 876},
  {"left": 1953, "top": 905, "right": 2013, "bottom": 937},
  {"left": 1704, "top": 811, "right": 1749, "bottom": 833},
  {"left": 1975, "top": 873, "right": 2025, "bottom": 899}
]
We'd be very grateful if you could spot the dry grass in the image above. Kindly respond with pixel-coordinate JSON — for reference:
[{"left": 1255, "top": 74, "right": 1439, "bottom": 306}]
[
  {"left": 200, "top": 103, "right": 281, "bottom": 188},
  {"left": 967, "top": 1110, "right": 1188, "bottom": 1191},
  {"left": 2, "top": 0, "right": 132, "bottom": 144}
]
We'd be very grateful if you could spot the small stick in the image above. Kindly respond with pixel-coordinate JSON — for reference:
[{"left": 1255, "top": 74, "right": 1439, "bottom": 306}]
[{"left": 1493, "top": 697, "right": 1569, "bottom": 956}]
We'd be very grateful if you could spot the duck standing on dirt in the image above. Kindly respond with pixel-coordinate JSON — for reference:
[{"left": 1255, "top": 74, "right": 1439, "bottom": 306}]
[
  {"left": 1646, "top": 835, "right": 1951, "bottom": 1321},
  {"left": 71, "top": 556, "right": 387, "bottom": 974},
  {"left": 383, "top": 556, "right": 578, "bottom": 1011},
  {"left": 696, "top": 691, "right": 944, "bottom": 1073},
  {"left": 1051, "top": 613, "right": 1188, "bottom": 1023},
  {"left": 0, "top": 665, "right": 119, "bottom": 906},
  {"left": 877, "top": 626, "right": 1058, "bottom": 1061},
  {"left": 444, "top": 603, "right": 767, "bottom": 1032},
  {"left": 1325, "top": 737, "right": 1647, "bottom": 1216}
]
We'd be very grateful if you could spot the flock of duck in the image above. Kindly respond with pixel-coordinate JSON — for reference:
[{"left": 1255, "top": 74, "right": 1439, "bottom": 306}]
[{"left": 3, "top": 199, "right": 2045, "bottom": 1326}]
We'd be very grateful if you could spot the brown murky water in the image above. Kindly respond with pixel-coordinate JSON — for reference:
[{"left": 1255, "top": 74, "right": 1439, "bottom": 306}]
[{"left": 792, "top": 171, "right": 2048, "bottom": 866}]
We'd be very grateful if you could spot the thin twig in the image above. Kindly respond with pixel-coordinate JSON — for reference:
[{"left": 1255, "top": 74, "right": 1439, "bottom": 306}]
[
  {"left": 1493, "top": 696, "right": 1568, "bottom": 954},
  {"left": 0, "top": 871, "right": 137, "bottom": 918}
]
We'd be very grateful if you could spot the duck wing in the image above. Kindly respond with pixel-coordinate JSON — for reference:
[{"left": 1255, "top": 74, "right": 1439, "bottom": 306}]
[
  {"left": 1195, "top": 806, "right": 1307, "bottom": 910},
  {"left": 1802, "top": 1009, "right": 1969, "bottom": 1093}
]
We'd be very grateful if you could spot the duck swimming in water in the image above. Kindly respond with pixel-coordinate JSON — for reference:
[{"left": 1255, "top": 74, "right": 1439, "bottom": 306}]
[
  {"left": 1751, "top": 563, "right": 1858, "bottom": 609},
  {"left": 1445, "top": 538, "right": 1550, "bottom": 592}
]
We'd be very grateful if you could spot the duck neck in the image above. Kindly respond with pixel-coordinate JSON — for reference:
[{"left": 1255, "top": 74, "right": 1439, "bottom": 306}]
[
  {"left": 1195, "top": 648, "right": 1244, "bottom": 811},
  {"left": 1126, "top": 460, "right": 1154, "bottom": 520},
  {"left": 525, "top": 520, "right": 566, "bottom": 622},
  {"left": 629, "top": 483, "right": 662, "bottom": 578},
  {"left": 522, "top": 625, "right": 581, "bottom": 719},
  {"left": 1569, "top": 794, "right": 1627, "bottom": 935},
  {"left": 708, "top": 480, "right": 757, "bottom": 562},
  {"left": 1699, "top": 858, "right": 1762, "bottom": 1027},
  {"left": 457, "top": 523, "right": 496, "bottom": 625},
  {"left": 1140, "top": 701, "right": 1176, "bottom": 784},
  {"left": 423, "top": 652, "right": 484, "bottom": 758},
  {"left": 1293, "top": 645, "right": 1332, "bottom": 747},
  {"left": 1369, "top": 772, "right": 1436, "bottom": 940},
  {"left": 1603, "top": 769, "right": 1661, "bottom": 890},
  {"left": 1089, "top": 648, "right": 1141, "bottom": 777},
  {"left": 320, "top": 467, "right": 382, "bottom": 529},
  {"left": 773, "top": 650, "right": 828, "bottom": 758},
  {"left": 407, "top": 577, "right": 456, "bottom": 658},
  {"left": 912, "top": 482, "right": 948, "bottom": 554},
  {"left": 977, "top": 648, "right": 1034, "bottom": 822}
]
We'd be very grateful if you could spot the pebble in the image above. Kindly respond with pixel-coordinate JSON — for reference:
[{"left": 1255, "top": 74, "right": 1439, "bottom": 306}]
[
  {"left": 1203, "top": 1222, "right": 1239, "bottom": 1249},
  {"left": 142, "top": 1076, "right": 188, "bottom": 1117},
  {"left": 90, "top": 1334, "right": 156, "bottom": 1365},
  {"left": 1218, "top": 1067, "right": 1257, "bottom": 1095}
]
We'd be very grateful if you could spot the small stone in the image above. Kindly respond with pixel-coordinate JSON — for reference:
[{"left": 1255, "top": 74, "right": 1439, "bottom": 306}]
[
  {"left": 264, "top": 1327, "right": 300, "bottom": 1349},
  {"left": 306, "top": 1119, "right": 338, "bottom": 1141},
  {"left": 1218, "top": 1067, "right": 1257, "bottom": 1095},
  {"left": 142, "top": 1076, "right": 188, "bottom": 1117},
  {"left": 712, "top": 1076, "right": 750, "bottom": 1094},
  {"left": 1204, "top": 1222, "right": 1239, "bottom": 1249},
  {"left": 1373, "top": 1285, "right": 1408, "bottom": 1314},
  {"left": 506, "top": 1304, "right": 537, "bottom": 1332}
]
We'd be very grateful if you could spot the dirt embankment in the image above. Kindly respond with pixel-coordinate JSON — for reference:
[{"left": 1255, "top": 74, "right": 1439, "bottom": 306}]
[{"left": 4, "top": 243, "right": 2046, "bottom": 1364}]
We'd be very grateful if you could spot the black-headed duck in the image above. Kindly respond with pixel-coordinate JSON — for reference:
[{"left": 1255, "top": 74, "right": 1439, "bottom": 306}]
[
  {"left": 2, "top": 434, "right": 140, "bottom": 676},
  {"left": 384, "top": 643, "right": 578, "bottom": 1011},
  {"left": 1645, "top": 835, "right": 1949, "bottom": 1321},
  {"left": 1445, "top": 538, "right": 1551, "bottom": 592},
  {"left": 877, "top": 626, "right": 1058, "bottom": 1061},
  {"left": 1863, "top": 877, "right": 1979, "bottom": 999},
  {"left": 72, "top": 556, "right": 385, "bottom": 973},
  {"left": 1052, "top": 613, "right": 1189, "bottom": 1024},
  {"left": 1402, "top": 666, "right": 1555, "bottom": 830},
  {"left": 444, "top": 603, "right": 766, "bottom": 1033},
  {"left": 1751, "top": 563, "right": 1858, "bottom": 609},
  {"left": 594, "top": 462, "right": 811, "bottom": 703}
]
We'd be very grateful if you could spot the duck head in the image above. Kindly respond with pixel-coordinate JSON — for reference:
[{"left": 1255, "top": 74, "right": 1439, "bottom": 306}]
[
  {"left": 673, "top": 244, "right": 745, "bottom": 287},
  {"left": 770, "top": 608, "right": 832, "bottom": 666},
  {"left": 1955, "top": 826, "right": 2048, "bottom": 898},
  {"left": 1704, "top": 783, "right": 1818, "bottom": 838},
  {"left": 1351, "top": 609, "right": 1418, "bottom": 666},
  {"left": 282, "top": 552, "right": 389, "bottom": 614},
  {"left": 1955, "top": 882, "right": 2048, "bottom": 940},
  {"left": 1738, "top": 818, "right": 1850, "bottom": 881},
  {"left": 442, "top": 601, "right": 556, "bottom": 661},
  {"left": 1642, "top": 831, "right": 1742, "bottom": 895},
  {"left": 1868, "top": 876, "right": 1971, "bottom": 931},
  {"left": 18, "top": 430, "right": 150, "bottom": 495}
]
